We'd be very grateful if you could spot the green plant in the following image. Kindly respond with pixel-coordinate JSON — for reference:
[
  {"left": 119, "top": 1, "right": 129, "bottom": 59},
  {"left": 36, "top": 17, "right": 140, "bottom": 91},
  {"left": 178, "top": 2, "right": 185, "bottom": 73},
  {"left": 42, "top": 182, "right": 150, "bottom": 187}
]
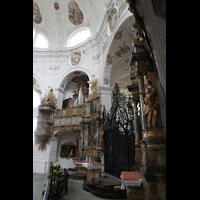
[{"left": 46, "top": 164, "right": 64, "bottom": 200}]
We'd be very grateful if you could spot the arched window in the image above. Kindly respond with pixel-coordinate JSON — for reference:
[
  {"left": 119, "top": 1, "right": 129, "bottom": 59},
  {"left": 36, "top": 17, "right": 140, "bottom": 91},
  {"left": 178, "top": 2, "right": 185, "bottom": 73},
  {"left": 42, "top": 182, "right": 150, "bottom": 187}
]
[
  {"left": 67, "top": 27, "right": 91, "bottom": 47},
  {"left": 33, "top": 29, "right": 48, "bottom": 48}
]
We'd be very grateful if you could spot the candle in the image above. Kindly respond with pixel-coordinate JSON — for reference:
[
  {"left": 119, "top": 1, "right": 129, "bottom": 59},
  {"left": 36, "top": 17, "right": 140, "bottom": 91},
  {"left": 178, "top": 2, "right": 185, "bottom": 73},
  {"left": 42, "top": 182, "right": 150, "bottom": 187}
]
[
  {"left": 86, "top": 157, "right": 88, "bottom": 162},
  {"left": 89, "top": 158, "right": 91, "bottom": 163}
]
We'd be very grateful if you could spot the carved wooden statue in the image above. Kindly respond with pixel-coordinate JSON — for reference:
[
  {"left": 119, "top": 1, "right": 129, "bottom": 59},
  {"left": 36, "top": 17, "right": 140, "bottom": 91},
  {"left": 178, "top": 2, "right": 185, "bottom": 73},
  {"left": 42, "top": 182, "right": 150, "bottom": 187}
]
[{"left": 142, "top": 80, "right": 160, "bottom": 128}]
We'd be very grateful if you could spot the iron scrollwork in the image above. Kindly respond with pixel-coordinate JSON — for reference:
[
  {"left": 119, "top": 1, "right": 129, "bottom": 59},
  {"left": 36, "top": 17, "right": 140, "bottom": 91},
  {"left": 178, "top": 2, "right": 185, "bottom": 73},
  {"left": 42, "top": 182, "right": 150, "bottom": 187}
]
[{"left": 102, "top": 83, "right": 135, "bottom": 177}]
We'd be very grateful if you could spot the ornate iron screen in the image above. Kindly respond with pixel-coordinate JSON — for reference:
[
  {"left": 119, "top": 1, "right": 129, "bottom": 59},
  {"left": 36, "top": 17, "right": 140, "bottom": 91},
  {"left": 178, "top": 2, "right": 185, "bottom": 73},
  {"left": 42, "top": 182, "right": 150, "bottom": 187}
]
[{"left": 102, "top": 83, "right": 135, "bottom": 177}]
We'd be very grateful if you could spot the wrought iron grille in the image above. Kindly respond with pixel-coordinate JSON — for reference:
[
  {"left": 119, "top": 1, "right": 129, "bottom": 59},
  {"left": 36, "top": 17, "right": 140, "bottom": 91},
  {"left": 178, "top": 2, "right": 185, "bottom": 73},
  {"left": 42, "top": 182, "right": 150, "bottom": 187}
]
[{"left": 102, "top": 83, "right": 135, "bottom": 177}]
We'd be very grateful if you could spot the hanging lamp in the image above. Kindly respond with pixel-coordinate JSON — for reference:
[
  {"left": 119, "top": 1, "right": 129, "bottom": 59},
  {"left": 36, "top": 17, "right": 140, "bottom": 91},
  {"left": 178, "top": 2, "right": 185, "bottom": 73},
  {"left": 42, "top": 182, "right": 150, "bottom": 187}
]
[{"left": 34, "top": 89, "right": 57, "bottom": 151}]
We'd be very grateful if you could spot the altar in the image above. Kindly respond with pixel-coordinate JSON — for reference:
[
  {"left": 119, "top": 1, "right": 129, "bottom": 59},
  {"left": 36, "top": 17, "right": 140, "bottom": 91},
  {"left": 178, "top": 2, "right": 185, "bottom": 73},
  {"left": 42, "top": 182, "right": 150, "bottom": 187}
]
[
  {"left": 82, "top": 162, "right": 104, "bottom": 185},
  {"left": 73, "top": 159, "right": 104, "bottom": 185}
]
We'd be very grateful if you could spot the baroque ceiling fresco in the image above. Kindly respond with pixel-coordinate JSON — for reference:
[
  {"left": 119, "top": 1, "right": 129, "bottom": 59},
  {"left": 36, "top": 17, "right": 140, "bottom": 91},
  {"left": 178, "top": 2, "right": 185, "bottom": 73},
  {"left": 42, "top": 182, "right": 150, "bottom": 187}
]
[
  {"left": 68, "top": 0, "right": 84, "bottom": 25},
  {"left": 33, "top": 1, "right": 42, "bottom": 24},
  {"left": 33, "top": 0, "right": 106, "bottom": 48},
  {"left": 104, "top": 15, "right": 135, "bottom": 85},
  {"left": 108, "top": 8, "right": 118, "bottom": 33},
  {"left": 54, "top": 2, "right": 59, "bottom": 11}
]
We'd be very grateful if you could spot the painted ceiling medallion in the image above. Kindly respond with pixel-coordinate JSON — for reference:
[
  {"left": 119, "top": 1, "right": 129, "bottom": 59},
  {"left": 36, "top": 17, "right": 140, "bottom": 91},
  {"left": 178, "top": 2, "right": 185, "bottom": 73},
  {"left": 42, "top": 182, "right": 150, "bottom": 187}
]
[
  {"left": 70, "top": 52, "right": 81, "bottom": 66},
  {"left": 54, "top": 2, "right": 59, "bottom": 10},
  {"left": 108, "top": 8, "right": 117, "bottom": 33},
  {"left": 33, "top": 1, "right": 42, "bottom": 24},
  {"left": 68, "top": 1, "right": 84, "bottom": 25}
]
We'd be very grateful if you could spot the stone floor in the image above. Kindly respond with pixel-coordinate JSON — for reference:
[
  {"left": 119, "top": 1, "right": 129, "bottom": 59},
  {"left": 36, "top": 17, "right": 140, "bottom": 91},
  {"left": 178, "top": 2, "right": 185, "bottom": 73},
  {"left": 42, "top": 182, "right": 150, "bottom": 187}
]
[{"left": 33, "top": 172, "right": 127, "bottom": 200}]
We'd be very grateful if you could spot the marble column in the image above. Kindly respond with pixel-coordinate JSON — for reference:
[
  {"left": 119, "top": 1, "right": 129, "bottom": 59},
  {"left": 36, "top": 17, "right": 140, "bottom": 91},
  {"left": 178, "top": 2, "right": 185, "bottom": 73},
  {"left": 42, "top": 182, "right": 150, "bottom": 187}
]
[
  {"left": 127, "top": 83, "right": 140, "bottom": 146},
  {"left": 99, "top": 86, "right": 113, "bottom": 111},
  {"left": 47, "top": 136, "right": 59, "bottom": 172},
  {"left": 127, "top": 83, "right": 142, "bottom": 173},
  {"left": 135, "top": 71, "right": 147, "bottom": 131},
  {"left": 132, "top": 94, "right": 140, "bottom": 146}
]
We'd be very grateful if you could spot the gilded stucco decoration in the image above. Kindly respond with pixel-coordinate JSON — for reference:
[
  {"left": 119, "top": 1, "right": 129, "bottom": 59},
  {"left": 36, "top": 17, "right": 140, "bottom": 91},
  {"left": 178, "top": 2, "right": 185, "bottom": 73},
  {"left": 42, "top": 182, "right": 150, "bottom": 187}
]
[
  {"left": 34, "top": 89, "right": 57, "bottom": 151},
  {"left": 54, "top": 79, "right": 102, "bottom": 162}
]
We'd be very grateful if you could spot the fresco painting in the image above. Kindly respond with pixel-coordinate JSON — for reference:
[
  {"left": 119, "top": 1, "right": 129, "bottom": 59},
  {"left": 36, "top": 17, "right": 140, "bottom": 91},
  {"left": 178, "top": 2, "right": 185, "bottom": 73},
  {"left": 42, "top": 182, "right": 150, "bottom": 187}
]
[
  {"left": 108, "top": 8, "right": 117, "bottom": 33},
  {"left": 71, "top": 52, "right": 81, "bottom": 66},
  {"left": 114, "top": 30, "right": 123, "bottom": 40},
  {"left": 68, "top": 1, "right": 84, "bottom": 25},
  {"left": 106, "top": 54, "right": 114, "bottom": 66},
  {"left": 33, "top": 1, "right": 42, "bottom": 24},
  {"left": 115, "top": 42, "right": 131, "bottom": 58},
  {"left": 54, "top": 2, "right": 59, "bottom": 10}
]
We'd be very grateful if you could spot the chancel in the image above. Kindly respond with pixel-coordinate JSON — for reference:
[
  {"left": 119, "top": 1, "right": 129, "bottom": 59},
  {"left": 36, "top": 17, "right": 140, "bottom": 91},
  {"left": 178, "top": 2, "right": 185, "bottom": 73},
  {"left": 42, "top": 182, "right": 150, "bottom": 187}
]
[{"left": 33, "top": 0, "right": 166, "bottom": 199}]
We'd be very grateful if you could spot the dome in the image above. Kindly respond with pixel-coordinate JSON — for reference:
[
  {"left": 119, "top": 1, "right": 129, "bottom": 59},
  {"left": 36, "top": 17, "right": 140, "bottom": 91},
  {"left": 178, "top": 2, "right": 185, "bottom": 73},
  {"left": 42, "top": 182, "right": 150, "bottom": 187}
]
[{"left": 33, "top": 0, "right": 106, "bottom": 49}]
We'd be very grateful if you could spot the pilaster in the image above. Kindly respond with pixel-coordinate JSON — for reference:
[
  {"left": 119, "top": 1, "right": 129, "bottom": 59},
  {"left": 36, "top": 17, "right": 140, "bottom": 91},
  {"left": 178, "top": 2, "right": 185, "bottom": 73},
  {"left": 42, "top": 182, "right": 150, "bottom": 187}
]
[
  {"left": 140, "top": 137, "right": 166, "bottom": 200},
  {"left": 47, "top": 136, "right": 59, "bottom": 171},
  {"left": 99, "top": 86, "right": 113, "bottom": 111}
]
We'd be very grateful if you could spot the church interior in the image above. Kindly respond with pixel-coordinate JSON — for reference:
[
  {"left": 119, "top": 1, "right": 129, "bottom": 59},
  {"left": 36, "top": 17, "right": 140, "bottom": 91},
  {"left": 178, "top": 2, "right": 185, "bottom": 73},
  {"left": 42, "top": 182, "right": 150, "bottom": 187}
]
[{"left": 33, "top": 0, "right": 166, "bottom": 199}]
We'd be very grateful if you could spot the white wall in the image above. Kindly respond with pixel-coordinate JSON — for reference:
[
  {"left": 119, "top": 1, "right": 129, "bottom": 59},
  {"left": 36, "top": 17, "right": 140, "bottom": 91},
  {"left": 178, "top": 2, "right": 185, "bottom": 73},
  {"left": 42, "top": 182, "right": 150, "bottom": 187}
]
[
  {"left": 33, "top": 142, "right": 51, "bottom": 173},
  {"left": 63, "top": 81, "right": 77, "bottom": 100},
  {"left": 99, "top": 86, "right": 113, "bottom": 111}
]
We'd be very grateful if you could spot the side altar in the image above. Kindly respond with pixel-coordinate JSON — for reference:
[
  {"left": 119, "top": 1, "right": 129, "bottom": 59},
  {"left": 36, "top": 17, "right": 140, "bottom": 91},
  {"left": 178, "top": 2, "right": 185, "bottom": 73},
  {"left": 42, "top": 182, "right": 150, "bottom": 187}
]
[{"left": 53, "top": 79, "right": 103, "bottom": 163}]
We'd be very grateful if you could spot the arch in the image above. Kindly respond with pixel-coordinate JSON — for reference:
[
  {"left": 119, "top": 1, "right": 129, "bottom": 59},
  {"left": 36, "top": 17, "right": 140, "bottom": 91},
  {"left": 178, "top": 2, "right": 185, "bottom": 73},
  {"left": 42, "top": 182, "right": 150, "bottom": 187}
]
[
  {"left": 100, "top": 11, "right": 133, "bottom": 86},
  {"left": 33, "top": 71, "right": 46, "bottom": 97},
  {"left": 56, "top": 67, "right": 93, "bottom": 91}
]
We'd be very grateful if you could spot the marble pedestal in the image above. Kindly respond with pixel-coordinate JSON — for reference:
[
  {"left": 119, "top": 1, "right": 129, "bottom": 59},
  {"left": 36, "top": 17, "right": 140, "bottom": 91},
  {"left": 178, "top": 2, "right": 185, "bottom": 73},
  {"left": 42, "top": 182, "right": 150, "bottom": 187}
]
[
  {"left": 140, "top": 127, "right": 166, "bottom": 200},
  {"left": 86, "top": 169, "right": 101, "bottom": 185}
]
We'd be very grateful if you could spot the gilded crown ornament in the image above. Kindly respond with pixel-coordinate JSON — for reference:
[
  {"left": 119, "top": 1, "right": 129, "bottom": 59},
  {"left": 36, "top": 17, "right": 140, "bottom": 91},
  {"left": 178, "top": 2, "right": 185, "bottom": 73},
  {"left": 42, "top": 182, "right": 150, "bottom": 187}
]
[{"left": 34, "top": 89, "right": 57, "bottom": 151}]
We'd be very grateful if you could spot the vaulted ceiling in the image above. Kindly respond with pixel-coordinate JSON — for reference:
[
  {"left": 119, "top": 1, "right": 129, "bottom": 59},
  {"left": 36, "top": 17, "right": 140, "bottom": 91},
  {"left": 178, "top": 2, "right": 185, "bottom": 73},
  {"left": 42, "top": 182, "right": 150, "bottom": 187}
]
[{"left": 33, "top": 0, "right": 106, "bottom": 48}]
